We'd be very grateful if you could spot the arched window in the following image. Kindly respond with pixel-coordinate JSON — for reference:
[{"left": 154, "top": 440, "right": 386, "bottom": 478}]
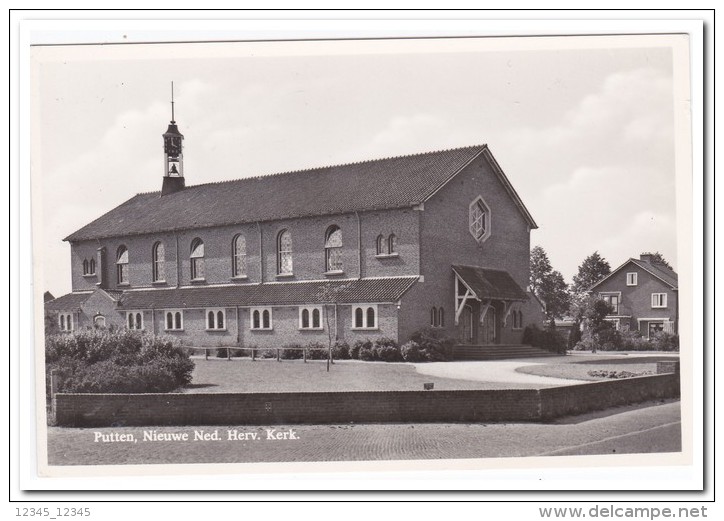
[
  {"left": 207, "top": 311, "right": 215, "bottom": 329},
  {"left": 430, "top": 307, "right": 438, "bottom": 327},
  {"left": 325, "top": 226, "right": 343, "bottom": 272},
  {"left": 312, "top": 308, "right": 321, "bottom": 329},
  {"left": 116, "top": 245, "right": 129, "bottom": 284},
  {"left": 128, "top": 313, "right": 135, "bottom": 329},
  {"left": 82, "top": 259, "right": 89, "bottom": 275},
  {"left": 60, "top": 314, "right": 65, "bottom": 330},
  {"left": 165, "top": 310, "right": 183, "bottom": 331},
  {"left": 252, "top": 309, "right": 261, "bottom": 329},
  {"left": 262, "top": 309, "right": 271, "bottom": 329},
  {"left": 301, "top": 308, "right": 310, "bottom": 329},
  {"left": 439, "top": 307, "right": 445, "bottom": 327},
  {"left": 366, "top": 307, "right": 376, "bottom": 328},
  {"left": 190, "top": 238, "right": 205, "bottom": 280},
  {"left": 174, "top": 312, "right": 182, "bottom": 330},
  {"left": 376, "top": 234, "right": 385, "bottom": 255},
  {"left": 152, "top": 241, "right": 165, "bottom": 282},
  {"left": 136, "top": 312, "right": 142, "bottom": 328},
  {"left": 232, "top": 234, "right": 247, "bottom": 278},
  {"left": 277, "top": 229, "right": 293, "bottom": 275},
  {"left": 355, "top": 307, "right": 364, "bottom": 328},
  {"left": 166, "top": 312, "right": 173, "bottom": 330},
  {"left": 388, "top": 234, "right": 397, "bottom": 254},
  {"left": 89, "top": 258, "right": 96, "bottom": 275},
  {"left": 217, "top": 311, "right": 224, "bottom": 329}
]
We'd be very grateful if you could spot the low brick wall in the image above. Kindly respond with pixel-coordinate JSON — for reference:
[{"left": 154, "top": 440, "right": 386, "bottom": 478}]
[{"left": 54, "top": 374, "right": 680, "bottom": 427}]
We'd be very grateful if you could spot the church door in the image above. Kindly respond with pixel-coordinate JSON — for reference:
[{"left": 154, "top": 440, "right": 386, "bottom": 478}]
[
  {"left": 480, "top": 305, "right": 497, "bottom": 344},
  {"left": 458, "top": 305, "right": 474, "bottom": 344}
]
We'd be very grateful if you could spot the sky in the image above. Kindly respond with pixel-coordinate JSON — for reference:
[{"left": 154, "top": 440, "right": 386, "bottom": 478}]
[{"left": 31, "top": 37, "right": 685, "bottom": 298}]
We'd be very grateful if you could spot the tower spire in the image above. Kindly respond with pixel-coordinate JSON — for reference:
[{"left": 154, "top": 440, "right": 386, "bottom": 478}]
[{"left": 171, "top": 81, "right": 175, "bottom": 123}]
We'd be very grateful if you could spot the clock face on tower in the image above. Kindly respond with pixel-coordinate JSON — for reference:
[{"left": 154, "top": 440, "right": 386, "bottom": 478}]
[{"left": 165, "top": 136, "right": 182, "bottom": 157}]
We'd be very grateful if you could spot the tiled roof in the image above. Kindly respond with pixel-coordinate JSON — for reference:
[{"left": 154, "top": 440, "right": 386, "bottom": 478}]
[
  {"left": 118, "top": 277, "right": 418, "bottom": 309},
  {"left": 631, "top": 259, "right": 678, "bottom": 288},
  {"left": 44, "top": 292, "right": 93, "bottom": 311},
  {"left": 452, "top": 265, "right": 527, "bottom": 301},
  {"left": 65, "top": 145, "right": 536, "bottom": 241},
  {"left": 589, "top": 258, "right": 678, "bottom": 291}
]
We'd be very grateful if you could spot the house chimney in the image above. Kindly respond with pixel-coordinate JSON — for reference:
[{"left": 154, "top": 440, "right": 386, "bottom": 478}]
[{"left": 640, "top": 253, "right": 654, "bottom": 263}]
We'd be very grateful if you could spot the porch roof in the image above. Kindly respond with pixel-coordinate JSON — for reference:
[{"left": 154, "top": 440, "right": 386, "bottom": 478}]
[{"left": 452, "top": 265, "right": 527, "bottom": 301}]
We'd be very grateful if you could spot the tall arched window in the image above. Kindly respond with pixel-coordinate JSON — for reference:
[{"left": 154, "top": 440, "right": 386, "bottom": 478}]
[
  {"left": 430, "top": 307, "right": 438, "bottom": 327},
  {"left": 232, "top": 234, "right": 247, "bottom": 278},
  {"left": 355, "top": 307, "right": 364, "bottom": 328},
  {"left": 252, "top": 309, "right": 261, "bottom": 329},
  {"left": 312, "top": 308, "right": 321, "bottom": 329},
  {"left": 388, "top": 234, "right": 397, "bottom": 254},
  {"left": 89, "top": 258, "right": 96, "bottom": 275},
  {"left": 207, "top": 311, "right": 215, "bottom": 329},
  {"left": 301, "top": 308, "right": 310, "bottom": 329},
  {"left": 152, "top": 241, "right": 165, "bottom": 282},
  {"left": 174, "top": 312, "right": 182, "bottom": 329},
  {"left": 190, "top": 238, "right": 205, "bottom": 280},
  {"left": 217, "top": 311, "right": 224, "bottom": 329},
  {"left": 277, "top": 229, "right": 293, "bottom": 275},
  {"left": 82, "top": 259, "right": 89, "bottom": 275},
  {"left": 366, "top": 307, "right": 376, "bottom": 328},
  {"left": 116, "top": 245, "right": 129, "bottom": 284},
  {"left": 325, "top": 225, "right": 343, "bottom": 272},
  {"left": 439, "top": 307, "right": 445, "bottom": 327},
  {"left": 376, "top": 234, "right": 385, "bottom": 255},
  {"left": 262, "top": 309, "right": 271, "bottom": 329}
]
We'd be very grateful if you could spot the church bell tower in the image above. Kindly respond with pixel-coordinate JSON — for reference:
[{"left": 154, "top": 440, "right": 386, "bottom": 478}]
[{"left": 161, "top": 82, "right": 186, "bottom": 196}]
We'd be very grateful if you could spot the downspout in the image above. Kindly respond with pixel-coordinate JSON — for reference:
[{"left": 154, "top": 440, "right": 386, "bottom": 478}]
[
  {"left": 257, "top": 222, "right": 263, "bottom": 283},
  {"left": 356, "top": 211, "right": 362, "bottom": 280},
  {"left": 174, "top": 232, "right": 180, "bottom": 288}
]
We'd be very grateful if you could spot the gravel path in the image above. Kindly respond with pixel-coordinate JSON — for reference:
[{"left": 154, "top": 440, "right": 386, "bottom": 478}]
[{"left": 413, "top": 361, "right": 589, "bottom": 387}]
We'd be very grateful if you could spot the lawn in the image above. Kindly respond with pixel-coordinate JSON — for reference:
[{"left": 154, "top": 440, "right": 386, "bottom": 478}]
[
  {"left": 515, "top": 354, "right": 679, "bottom": 381},
  {"left": 183, "top": 358, "right": 534, "bottom": 393}
]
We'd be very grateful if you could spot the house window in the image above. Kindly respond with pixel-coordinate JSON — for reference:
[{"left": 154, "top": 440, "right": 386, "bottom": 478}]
[
  {"left": 651, "top": 293, "right": 668, "bottom": 308},
  {"left": 299, "top": 306, "right": 323, "bottom": 330},
  {"left": 165, "top": 310, "right": 183, "bottom": 331},
  {"left": 58, "top": 313, "right": 73, "bottom": 331},
  {"left": 469, "top": 196, "right": 491, "bottom": 242},
  {"left": 277, "top": 229, "right": 293, "bottom": 275},
  {"left": 207, "top": 308, "right": 226, "bottom": 330},
  {"left": 152, "top": 241, "right": 166, "bottom": 282},
  {"left": 352, "top": 304, "right": 378, "bottom": 330},
  {"left": 600, "top": 293, "right": 620, "bottom": 314},
  {"left": 190, "top": 238, "right": 205, "bottom": 280},
  {"left": 430, "top": 307, "right": 438, "bottom": 327},
  {"left": 626, "top": 272, "right": 638, "bottom": 286},
  {"left": 127, "top": 311, "right": 144, "bottom": 330},
  {"left": 232, "top": 234, "right": 247, "bottom": 278},
  {"left": 388, "top": 234, "right": 397, "bottom": 254},
  {"left": 648, "top": 321, "right": 665, "bottom": 338},
  {"left": 116, "top": 245, "right": 129, "bottom": 284},
  {"left": 376, "top": 235, "right": 385, "bottom": 255},
  {"left": 251, "top": 307, "right": 273, "bottom": 330},
  {"left": 325, "top": 226, "right": 343, "bottom": 273},
  {"left": 512, "top": 310, "right": 523, "bottom": 330}
]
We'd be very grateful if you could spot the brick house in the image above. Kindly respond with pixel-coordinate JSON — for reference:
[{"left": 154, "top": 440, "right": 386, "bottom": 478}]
[
  {"left": 588, "top": 254, "right": 678, "bottom": 338},
  {"left": 45, "top": 109, "right": 544, "bottom": 348}
]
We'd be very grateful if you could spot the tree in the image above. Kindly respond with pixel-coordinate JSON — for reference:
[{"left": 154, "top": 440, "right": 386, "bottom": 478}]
[
  {"left": 647, "top": 251, "right": 673, "bottom": 270},
  {"left": 580, "top": 296, "right": 615, "bottom": 353},
  {"left": 529, "top": 246, "right": 571, "bottom": 322},
  {"left": 571, "top": 251, "right": 611, "bottom": 296}
]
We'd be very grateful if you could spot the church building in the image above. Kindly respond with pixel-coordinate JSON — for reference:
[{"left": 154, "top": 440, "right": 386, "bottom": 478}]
[{"left": 45, "top": 100, "right": 543, "bottom": 349}]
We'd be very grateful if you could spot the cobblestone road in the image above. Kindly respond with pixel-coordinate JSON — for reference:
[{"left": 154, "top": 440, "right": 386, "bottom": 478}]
[{"left": 46, "top": 400, "right": 681, "bottom": 466}]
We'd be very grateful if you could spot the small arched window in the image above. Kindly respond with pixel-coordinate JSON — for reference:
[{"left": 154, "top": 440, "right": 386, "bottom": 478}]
[
  {"left": 89, "top": 258, "right": 96, "bottom": 275},
  {"left": 430, "top": 307, "right": 438, "bottom": 327},
  {"left": 312, "top": 308, "right": 321, "bottom": 329},
  {"left": 355, "top": 307, "right": 364, "bottom": 328},
  {"left": 262, "top": 309, "right": 271, "bottom": 329},
  {"left": 167, "top": 312, "right": 173, "bottom": 330},
  {"left": 301, "top": 308, "right": 310, "bottom": 329},
  {"left": 152, "top": 241, "right": 165, "bottom": 282},
  {"left": 82, "top": 259, "right": 89, "bottom": 275},
  {"left": 232, "top": 234, "right": 247, "bottom": 278},
  {"left": 207, "top": 311, "right": 215, "bottom": 329},
  {"left": 128, "top": 313, "right": 135, "bottom": 329},
  {"left": 439, "top": 307, "right": 445, "bottom": 327},
  {"left": 190, "top": 238, "right": 205, "bottom": 280},
  {"left": 325, "top": 225, "right": 343, "bottom": 272},
  {"left": 388, "top": 234, "right": 397, "bottom": 254},
  {"left": 60, "top": 314, "right": 65, "bottom": 330},
  {"left": 252, "top": 310, "right": 261, "bottom": 329},
  {"left": 116, "top": 245, "right": 129, "bottom": 284},
  {"left": 366, "top": 307, "right": 376, "bottom": 328},
  {"left": 376, "top": 235, "right": 385, "bottom": 255},
  {"left": 217, "top": 311, "right": 224, "bottom": 329},
  {"left": 277, "top": 229, "right": 293, "bottom": 275},
  {"left": 174, "top": 312, "right": 182, "bottom": 330}
]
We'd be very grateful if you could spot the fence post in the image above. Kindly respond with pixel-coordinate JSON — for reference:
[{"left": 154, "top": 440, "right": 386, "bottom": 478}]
[
  {"left": 277, "top": 348, "right": 281, "bottom": 362},
  {"left": 303, "top": 348, "right": 307, "bottom": 363},
  {"left": 252, "top": 348, "right": 256, "bottom": 361},
  {"left": 227, "top": 347, "right": 231, "bottom": 361},
  {"left": 205, "top": 348, "right": 208, "bottom": 360}
]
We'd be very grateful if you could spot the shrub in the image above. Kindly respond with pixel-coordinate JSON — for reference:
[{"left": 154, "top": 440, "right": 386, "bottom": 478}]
[
  {"left": 350, "top": 339, "right": 372, "bottom": 360},
  {"left": 331, "top": 341, "right": 350, "bottom": 360},
  {"left": 409, "top": 328, "right": 454, "bottom": 361},
  {"left": 357, "top": 344, "right": 375, "bottom": 361},
  {"left": 522, "top": 324, "right": 567, "bottom": 354},
  {"left": 650, "top": 332, "right": 679, "bottom": 352},
  {"left": 216, "top": 347, "right": 229, "bottom": 358},
  {"left": 305, "top": 342, "right": 329, "bottom": 360},
  {"left": 567, "top": 324, "right": 582, "bottom": 349},
  {"left": 258, "top": 348, "right": 278, "bottom": 359},
  {"left": 280, "top": 344, "right": 304, "bottom": 360},
  {"left": 401, "top": 341, "right": 424, "bottom": 362},
  {"left": 46, "top": 329, "right": 194, "bottom": 395},
  {"left": 376, "top": 345, "right": 403, "bottom": 362},
  {"left": 618, "top": 329, "right": 649, "bottom": 351}
]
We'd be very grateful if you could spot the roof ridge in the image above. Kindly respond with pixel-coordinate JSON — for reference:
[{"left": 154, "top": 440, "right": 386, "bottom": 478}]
[{"left": 136, "top": 144, "right": 487, "bottom": 196}]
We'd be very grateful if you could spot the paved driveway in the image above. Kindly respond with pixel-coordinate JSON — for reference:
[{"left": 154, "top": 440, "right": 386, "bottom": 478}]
[{"left": 413, "top": 361, "right": 589, "bottom": 387}]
